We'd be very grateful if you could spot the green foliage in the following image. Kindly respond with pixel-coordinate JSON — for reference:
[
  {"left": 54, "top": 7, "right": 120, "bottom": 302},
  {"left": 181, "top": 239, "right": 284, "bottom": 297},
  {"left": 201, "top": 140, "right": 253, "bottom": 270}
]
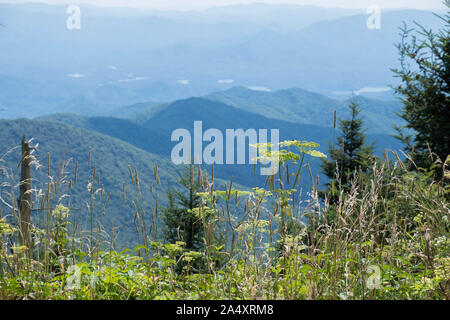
[
  {"left": 0, "top": 220, "right": 16, "bottom": 236},
  {"left": 1, "top": 143, "right": 448, "bottom": 300},
  {"left": 321, "top": 100, "right": 375, "bottom": 202},
  {"left": 392, "top": 4, "right": 450, "bottom": 170},
  {"left": 161, "top": 165, "right": 217, "bottom": 273},
  {"left": 163, "top": 165, "right": 205, "bottom": 251}
]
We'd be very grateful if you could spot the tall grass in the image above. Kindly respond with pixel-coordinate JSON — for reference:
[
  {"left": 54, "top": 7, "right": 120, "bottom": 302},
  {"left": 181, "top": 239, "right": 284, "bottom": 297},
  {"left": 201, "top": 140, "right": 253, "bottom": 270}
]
[{"left": 0, "top": 140, "right": 448, "bottom": 300}]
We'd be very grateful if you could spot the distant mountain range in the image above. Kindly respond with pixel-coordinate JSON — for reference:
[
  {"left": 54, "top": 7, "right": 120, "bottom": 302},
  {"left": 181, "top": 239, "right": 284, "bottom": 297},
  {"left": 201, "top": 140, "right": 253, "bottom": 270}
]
[
  {"left": 0, "top": 3, "right": 445, "bottom": 118},
  {"left": 35, "top": 89, "right": 404, "bottom": 188}
]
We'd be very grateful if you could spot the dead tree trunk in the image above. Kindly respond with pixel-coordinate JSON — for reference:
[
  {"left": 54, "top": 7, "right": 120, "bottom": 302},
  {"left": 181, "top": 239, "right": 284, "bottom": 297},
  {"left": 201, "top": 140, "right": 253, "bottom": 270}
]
[{"left": 18, "top": 135, "right": 32, "bottom": 247}]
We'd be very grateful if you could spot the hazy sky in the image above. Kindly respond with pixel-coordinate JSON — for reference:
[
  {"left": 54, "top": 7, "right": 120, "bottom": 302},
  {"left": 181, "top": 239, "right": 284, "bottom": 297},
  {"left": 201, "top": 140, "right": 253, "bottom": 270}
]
[{"left": 0, "top": 0, "right": 447, "bottom": 10}]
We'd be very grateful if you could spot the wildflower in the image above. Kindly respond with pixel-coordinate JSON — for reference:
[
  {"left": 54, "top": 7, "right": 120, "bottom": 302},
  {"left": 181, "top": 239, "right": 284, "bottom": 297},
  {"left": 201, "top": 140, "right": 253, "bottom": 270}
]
[
  {"left": 52, "top": 204, "right": 70, "bottom": 220},
  {"left": 434, "top": 257, "right": 450, "bottom": 281},
  {"left": 0, "top": 220, "right": 16, "bottom": 235}
]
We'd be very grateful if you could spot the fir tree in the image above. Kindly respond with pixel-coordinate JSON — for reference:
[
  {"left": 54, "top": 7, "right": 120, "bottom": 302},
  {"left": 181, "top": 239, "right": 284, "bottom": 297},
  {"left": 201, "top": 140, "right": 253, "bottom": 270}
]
[
  {"left": 162, "top": 164, "right": 204, "bottom": 251},
  {"left": 321, "top": 100, "right": 375, "bottom": 200},
  {"left": 392, "top": 2, "right": 450, "bottom": 171}
]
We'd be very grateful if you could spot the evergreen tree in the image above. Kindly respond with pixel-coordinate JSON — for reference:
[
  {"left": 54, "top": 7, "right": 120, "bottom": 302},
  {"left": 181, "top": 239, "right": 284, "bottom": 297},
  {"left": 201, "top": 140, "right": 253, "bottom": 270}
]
[
  {"left": 163, "top": 164, "right": 204, "bottom": 251},
  {"left": 321, "top": 100, "right": 375, "bottom": 200},
  {"left": 162, "top": 165, "right": 227, "bottom": 273},
  {"left": 392, "top": 2, "right": 450, "bottom": 170}
]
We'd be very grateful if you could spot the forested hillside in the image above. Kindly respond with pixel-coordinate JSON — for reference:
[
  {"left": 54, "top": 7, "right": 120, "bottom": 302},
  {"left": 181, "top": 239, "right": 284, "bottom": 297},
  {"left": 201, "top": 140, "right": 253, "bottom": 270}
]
[
  {"left": 0, "top": 119, "right": 176, "bottom": 247},
  {"left": 37, "top": 96, "right": 403, "bottom": 187},
  {"left": 206, "top": 87, "right": 403, "bottom": 133}
]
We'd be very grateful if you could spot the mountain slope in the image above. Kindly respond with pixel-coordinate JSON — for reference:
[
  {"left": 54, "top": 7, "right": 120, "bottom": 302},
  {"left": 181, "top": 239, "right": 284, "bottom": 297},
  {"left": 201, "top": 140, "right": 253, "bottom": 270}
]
[
  {"left": 143, "top": 97, "right": 402, "bottom": 157},
  {"left": 100, "top": 101, "right": 164, "bottom": 119},
  {"left": 206, "top": 87, "right": 403, "bottom": 134},
  {"left": 36, "top": 113, "right": 168, "bottom": 155},
  {"left": 150, "top": 4, "right": 362, "bottom": 32},
  {"left": 38, "top": 97, "right": 404, "bottom": 188},
  {"left": 223, "top": 9, "right": 443, "bottom": 92},
  {"left": 0, "top": 119, "right": 178, "bottom": 248}
]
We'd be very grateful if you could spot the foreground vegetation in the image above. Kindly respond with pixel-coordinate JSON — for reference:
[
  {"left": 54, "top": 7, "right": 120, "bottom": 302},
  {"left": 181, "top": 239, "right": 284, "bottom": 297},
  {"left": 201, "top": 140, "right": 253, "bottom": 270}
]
[{"left": 0, "top": 139, "right": 449, "bottom": 300}]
